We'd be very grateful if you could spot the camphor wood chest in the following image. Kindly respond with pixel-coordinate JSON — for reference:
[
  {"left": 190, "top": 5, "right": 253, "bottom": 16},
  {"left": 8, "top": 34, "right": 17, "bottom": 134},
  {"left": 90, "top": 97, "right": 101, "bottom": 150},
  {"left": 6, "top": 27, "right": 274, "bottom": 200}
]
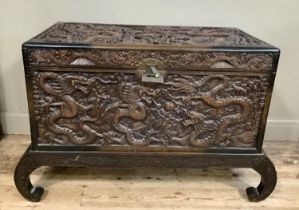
[{"left": 16, "top": 22, "right": 280, "bottom": 202}]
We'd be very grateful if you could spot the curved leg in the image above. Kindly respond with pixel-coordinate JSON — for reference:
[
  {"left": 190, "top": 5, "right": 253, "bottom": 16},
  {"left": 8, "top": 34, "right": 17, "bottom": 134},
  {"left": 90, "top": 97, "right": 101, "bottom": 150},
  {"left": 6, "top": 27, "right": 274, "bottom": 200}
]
[
  {"left": 14, "top": 148, "right": 44, "bottom": 202},
  {"left": 246, "top": 155, "right": 277, "bottom": 202}
]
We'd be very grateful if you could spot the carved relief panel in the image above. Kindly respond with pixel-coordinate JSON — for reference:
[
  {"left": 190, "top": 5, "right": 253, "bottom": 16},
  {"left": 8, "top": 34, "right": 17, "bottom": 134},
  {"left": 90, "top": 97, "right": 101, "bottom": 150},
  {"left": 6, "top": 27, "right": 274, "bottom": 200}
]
[
  {"left": 29, "top": 22, "right": 271, "bottom": 47},
  {"left": 26, "top": 49, "right": 273, "bottom": 71},
  {"left": 31, "top": 70, "right": 269, "bottom": 148}
]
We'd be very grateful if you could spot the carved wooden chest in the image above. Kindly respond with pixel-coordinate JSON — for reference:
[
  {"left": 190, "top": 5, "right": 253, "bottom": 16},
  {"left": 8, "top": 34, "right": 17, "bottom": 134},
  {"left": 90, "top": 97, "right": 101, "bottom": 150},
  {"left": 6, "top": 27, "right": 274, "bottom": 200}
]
[{"left": 16, "top": 22, "right": 280, "bottom": 202}]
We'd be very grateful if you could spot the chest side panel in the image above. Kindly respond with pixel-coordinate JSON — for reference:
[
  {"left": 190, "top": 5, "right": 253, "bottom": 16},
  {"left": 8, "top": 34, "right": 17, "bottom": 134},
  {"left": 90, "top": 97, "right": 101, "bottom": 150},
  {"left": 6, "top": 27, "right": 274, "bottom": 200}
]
[{"left": 30, "top": 69, "right": 270, "bottom": 150}]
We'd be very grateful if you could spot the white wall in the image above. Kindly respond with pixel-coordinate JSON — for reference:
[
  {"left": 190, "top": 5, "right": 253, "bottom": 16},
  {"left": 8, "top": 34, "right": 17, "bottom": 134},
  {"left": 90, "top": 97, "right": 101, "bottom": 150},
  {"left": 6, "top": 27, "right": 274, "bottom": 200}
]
[{"left": 0, "top": 0, "right": 298, "bottom": 140}]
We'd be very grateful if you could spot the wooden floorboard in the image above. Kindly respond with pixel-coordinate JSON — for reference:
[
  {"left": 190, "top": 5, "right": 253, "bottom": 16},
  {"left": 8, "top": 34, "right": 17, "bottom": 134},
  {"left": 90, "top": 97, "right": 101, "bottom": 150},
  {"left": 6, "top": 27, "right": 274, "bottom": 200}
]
[{"left": 0, "top": 135, "right": 298, "bottom": 210}]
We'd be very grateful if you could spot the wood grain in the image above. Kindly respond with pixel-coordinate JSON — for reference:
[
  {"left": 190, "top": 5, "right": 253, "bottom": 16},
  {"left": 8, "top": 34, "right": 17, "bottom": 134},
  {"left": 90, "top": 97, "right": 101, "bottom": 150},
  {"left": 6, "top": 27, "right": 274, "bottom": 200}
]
[{"left": 0, "top": 135, "right": 298, "bottom": 209}]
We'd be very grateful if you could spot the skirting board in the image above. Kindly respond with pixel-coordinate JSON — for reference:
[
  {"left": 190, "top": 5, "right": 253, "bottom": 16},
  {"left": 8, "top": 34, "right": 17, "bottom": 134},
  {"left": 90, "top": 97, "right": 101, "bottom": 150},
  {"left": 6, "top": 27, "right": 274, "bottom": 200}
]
[
  {"left": 0, "top": 112, "right": 298, "bottom": 141},
  {"left": 0, "top": 112, "right": 30, "bottom": 135},
  {"left": 264, "top": 120, "right": 299, "bottom": 141}
]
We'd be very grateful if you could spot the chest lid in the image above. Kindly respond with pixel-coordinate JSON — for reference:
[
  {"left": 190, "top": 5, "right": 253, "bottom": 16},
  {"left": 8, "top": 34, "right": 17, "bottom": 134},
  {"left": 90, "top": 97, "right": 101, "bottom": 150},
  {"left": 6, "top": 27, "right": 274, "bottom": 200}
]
[
  {"left": 23, "top": 22, "right": 279, "bottom": 71},
  {"left": 25, "top": 22, "right": 276, "bottom": 49}
]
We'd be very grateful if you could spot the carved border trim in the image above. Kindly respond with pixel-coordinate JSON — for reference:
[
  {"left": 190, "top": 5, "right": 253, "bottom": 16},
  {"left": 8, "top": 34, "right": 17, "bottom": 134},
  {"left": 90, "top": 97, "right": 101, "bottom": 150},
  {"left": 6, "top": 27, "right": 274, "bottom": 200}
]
[
  {"left": 32, "top": 150, "right": 261, "bottom": 168},
  {"left": 26, "top": 49, "right": 273, "bottom": 70}
]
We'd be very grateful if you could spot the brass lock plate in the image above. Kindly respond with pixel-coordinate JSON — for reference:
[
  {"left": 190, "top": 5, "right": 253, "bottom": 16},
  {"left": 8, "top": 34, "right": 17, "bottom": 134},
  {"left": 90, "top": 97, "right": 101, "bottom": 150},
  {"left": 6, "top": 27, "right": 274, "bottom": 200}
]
[
  {"left": 139, "top": 58, "right": 165, "bottom": 83},
  {"left": 142, "top": 65, "right": 164, "bottom": 83}
]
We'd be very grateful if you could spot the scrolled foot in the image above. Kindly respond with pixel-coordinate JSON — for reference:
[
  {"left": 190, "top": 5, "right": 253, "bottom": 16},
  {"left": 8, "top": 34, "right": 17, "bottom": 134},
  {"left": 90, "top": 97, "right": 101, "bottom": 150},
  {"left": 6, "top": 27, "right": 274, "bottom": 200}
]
[
  {"left": 246, "top": 155, "right": 277, "bottom": 202},
  {"left": 14, "top": 148, "right": 44, "bottom": 202}
]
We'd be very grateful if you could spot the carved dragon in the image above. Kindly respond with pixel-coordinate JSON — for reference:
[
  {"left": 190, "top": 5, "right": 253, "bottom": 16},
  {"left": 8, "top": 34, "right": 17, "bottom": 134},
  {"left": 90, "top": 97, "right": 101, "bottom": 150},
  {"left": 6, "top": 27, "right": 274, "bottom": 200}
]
[
  {"left": 169, "top": 75, "right": 250, "bottom": 146},
  {"left": 112, "top": 83, "right": 152, "bottom": 145},
  {"left": 38, "top": 73, "right": 110, "bottom": 145}
]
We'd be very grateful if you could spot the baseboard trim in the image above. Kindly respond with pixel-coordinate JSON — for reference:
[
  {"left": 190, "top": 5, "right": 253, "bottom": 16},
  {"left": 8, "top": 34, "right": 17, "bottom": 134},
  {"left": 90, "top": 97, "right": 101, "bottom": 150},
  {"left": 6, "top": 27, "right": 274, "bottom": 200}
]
[
  {"left": 0, "top": 112, "right": 30, "bottom": 135},
  {"left": 1, "top": 112, "right": 298, "bottom": 141},
  {"left": 264, "top": 119, "right": 299, "bottom": 141}
]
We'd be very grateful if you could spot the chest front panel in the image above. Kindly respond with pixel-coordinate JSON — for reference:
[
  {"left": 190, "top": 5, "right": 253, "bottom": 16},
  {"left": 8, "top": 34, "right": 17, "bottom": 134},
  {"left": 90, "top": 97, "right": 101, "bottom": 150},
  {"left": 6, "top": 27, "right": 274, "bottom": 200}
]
[{"left": 30, "top": 69, "right": 270, "bottom": 150}]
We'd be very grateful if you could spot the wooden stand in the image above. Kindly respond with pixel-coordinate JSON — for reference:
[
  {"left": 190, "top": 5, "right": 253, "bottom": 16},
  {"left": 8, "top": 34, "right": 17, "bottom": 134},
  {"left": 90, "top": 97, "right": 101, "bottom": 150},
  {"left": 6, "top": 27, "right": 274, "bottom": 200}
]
[{"left": 15, "top": 145, "right": 276, "bottom": 202}]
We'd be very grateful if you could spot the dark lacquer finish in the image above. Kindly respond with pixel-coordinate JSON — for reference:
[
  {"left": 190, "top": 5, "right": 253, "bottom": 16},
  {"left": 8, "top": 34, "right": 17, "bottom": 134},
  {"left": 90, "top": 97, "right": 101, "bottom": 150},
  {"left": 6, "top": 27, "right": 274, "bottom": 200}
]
[{"left": 16, "top": 22, "right": 280, "bottom": 202}]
